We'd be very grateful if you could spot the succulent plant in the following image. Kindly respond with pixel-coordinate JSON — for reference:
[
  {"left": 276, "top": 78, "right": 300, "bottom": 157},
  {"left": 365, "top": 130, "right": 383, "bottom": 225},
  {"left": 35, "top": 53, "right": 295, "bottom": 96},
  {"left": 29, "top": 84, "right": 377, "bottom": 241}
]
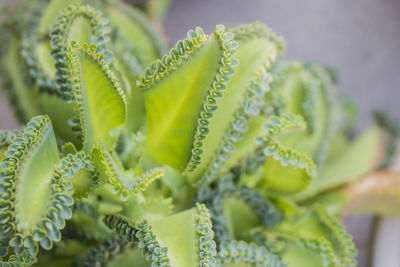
[{"left": 0, "top": 0, "right": 397, "bottom": 266}]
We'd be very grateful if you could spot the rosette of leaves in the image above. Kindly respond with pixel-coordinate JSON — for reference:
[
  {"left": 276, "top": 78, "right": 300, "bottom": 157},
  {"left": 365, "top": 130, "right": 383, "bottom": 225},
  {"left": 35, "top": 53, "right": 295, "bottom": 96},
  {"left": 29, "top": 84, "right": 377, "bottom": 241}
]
[{"left": 0, "top": 0, "right": 398, "bottom": 266}]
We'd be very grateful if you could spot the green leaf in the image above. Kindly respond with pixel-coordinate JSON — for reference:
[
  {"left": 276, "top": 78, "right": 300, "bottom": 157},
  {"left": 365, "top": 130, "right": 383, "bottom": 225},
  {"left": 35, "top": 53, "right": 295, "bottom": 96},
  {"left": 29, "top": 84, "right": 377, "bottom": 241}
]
[
  {"left": 269, "top": 61, "right": 335, "bottom": 166},
  {"left": 186, "top": 23, "right": 283, "bottom": 184},
  {"left": 0, "top": 116, "right": 75, "bottom": 257},
  {"left": 105, "top": 1, "right": 165, "bottom": 65},
  {"left": 37, "top": 0, "right": 86, "bottom": 35},
  {"left": 38, "top": 93, "right": 81, "bottom": 146},
  {"left": 67, "top": 42, "right": 126, "bottom": 150},
  {"left": 11, "top": 116, "right": 60, "bottom": 234},
  {"left": 19, "top": 3, "right": 111, "bottom": 145},
  {"left": 22, "top": 3, "right": 109, "bottom": 96},
  {"left": 264, "top": 205, "right": 357, "bottom": 267},
  {"left": 104, "top": 203, "right": 217, "bottom": 267},
  {"left": 296, "top": 126, "right": 385, "bottom": 200},
  {"left": 57, "top": 151, "right": 98, "bottom": 199},
  {"left": 217, "top": 240, "right": 285, "bottom": 267},
  {"left": 68, "top": 198, "right": 114, "bottom": 241},
  {"left": 91, "top": 144, "right": 163, "bottom": 201},
  {"left": 259, "top": 114, "right": 317, "bottom": 194},
  {"left": 3, "top": 36, "right": 41, "bottom": 121},
  {"left": 103, "top": 1, "right": 167, "bottom": 132},
  {"left": 139, "top": 25, "right": 219, "bottom": 171},
  {"left": 139, "top": 22, "right": 284, "bottom": 187},
  {"left": 204, "top": 182, "right": 282, "bottom": 243},
  {"left": 0, "top": 129, "right": 19, "bottom": 162},
  {"left": 121, "top": 196, "right": 174, "bottom": 223}
]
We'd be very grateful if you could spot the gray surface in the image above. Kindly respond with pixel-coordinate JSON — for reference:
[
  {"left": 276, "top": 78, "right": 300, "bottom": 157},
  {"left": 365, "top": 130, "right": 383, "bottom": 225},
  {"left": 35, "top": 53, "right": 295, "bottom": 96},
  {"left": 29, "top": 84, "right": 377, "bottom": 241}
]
[
  {"left": 0, "top": 93, "right": 18, "bottom": 129},
  {"left": 1, "top": 0, "right": 400, "bottom": 266}
]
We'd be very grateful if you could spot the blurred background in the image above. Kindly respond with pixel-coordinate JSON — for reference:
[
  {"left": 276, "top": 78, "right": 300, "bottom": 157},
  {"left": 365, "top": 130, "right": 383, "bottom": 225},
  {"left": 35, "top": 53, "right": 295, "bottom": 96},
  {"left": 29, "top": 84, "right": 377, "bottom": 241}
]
[{"left": 1, "top": 0, "right": 400, "bottom": 266}]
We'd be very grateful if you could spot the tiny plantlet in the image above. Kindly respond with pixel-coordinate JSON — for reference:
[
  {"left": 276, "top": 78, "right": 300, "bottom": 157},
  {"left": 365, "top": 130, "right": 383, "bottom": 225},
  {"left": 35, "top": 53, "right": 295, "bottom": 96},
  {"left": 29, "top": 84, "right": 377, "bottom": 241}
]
[{"left": 0, "top": 0, "right": 398, "bottom": 266}]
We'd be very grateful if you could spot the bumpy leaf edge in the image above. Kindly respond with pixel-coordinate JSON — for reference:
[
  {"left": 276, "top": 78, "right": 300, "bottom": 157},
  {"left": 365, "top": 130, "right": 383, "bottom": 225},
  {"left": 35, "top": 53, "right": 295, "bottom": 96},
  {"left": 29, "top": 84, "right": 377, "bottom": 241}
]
[
  {"left": 103, "top": 214, "right": 170, "bottom": 266},
  {"left": 183, "top": 24, "right": 239, "bottom": 174},
  {"left": 0, "top": 116, "right": 74, "bottom": 258},
  {"left": 207, "top": 182, "right": 282, "bottom": 244},
  {"left": 217, "top": 240, "right": 285, "bottom": 267},
  {"left": 49, "top": 4, "right": 110, "bottom": 99},
  {"left": 66, "top": 42, "right": 127, "bottom": 150},
  {"left": 256, "top": 113, "right": 317, "bottom": 184},
  {"left": 136, "top": 26, "right": 207, "bottom": 89},
  {"left": 91, "top": 144, "right": 163, "bottom": 201}
]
